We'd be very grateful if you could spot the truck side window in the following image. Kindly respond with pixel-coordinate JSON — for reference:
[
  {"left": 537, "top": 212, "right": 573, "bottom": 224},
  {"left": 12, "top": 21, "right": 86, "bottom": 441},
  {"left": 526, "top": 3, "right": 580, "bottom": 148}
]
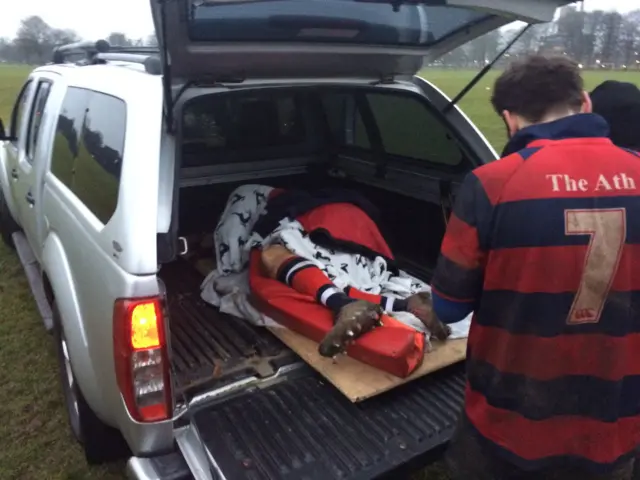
[
  {"left": 364, "top": 93, "right": 463, "bottom": 167},
  {"left": 321, "top": 93, "right": 370, "bottom": 149},
  {"left": 26, "top": 80, "right": 53, "bottom": 163},
  {"left": 322, "top": 92, "right": 464, "bottom": 168},
  {"left": 72, "top": 92, "right": 126, "bottom": 225},
  {"left": 8, "top": 80, "right": 34, "bottom": 144},
  {"left": 51, "top": 87, "right": 90, "bottom": 189}
]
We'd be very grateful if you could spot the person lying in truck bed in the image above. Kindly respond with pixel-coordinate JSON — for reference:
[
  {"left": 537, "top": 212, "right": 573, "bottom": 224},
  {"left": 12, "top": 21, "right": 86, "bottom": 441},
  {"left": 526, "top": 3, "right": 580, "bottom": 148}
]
[{"left": 201, "top": 183, "right": 466, "bottom": 365}]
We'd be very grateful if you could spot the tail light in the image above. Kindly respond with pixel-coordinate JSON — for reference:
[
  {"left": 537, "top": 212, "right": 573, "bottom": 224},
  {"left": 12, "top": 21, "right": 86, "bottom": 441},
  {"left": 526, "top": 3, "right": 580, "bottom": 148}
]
[{"left": 113, "top": 297, "right": 172, "bottom": 422}]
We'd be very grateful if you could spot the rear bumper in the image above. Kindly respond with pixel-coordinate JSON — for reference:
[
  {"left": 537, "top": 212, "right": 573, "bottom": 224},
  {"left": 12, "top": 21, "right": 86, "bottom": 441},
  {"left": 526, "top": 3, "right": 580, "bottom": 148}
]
[{"left": 126, "top": 452, "right": 193, "bottom": 480}]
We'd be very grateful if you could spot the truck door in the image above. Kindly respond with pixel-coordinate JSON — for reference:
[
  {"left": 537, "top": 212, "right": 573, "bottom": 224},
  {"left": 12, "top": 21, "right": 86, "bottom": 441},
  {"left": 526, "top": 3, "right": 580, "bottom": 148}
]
[
  {"left": 14, "top": 76, "right": 56, "bottom": 260},
  {"left": 3, "top": 79, "right": 35, "bottom": 226}
]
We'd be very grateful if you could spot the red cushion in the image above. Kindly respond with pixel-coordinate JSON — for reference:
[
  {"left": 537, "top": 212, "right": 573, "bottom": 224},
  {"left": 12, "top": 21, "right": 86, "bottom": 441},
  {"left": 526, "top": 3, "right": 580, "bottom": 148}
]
[{"left": 249, "top": 250, "right": 425, "bottom": 377}]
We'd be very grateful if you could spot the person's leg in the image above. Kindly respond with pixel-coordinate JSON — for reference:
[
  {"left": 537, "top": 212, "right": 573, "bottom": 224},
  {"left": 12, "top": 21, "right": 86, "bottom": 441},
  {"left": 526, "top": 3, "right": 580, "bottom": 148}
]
[
  {"left": 343, "top": 286, "right": 409, "bottom": 313},
  {"left": 446, "top": 415, "right": 523, "bottom": 480},
  {"left": 345, "top": 287, "right": 450, "bottom": 340},
  {"left": 405, "top": 291, "right": 451, "bottom": 340},
  {"left": 541, "top": 459, "right": 634, "bottom": 480},
  {"left": 262, "top": 244, "right": 357, "bottom": 313},
  {"left": 447, "top": 415, "right": 636, "bottom": 480},
  {"left": 260, "top": 244, "right": 383, "bottom": 357}
]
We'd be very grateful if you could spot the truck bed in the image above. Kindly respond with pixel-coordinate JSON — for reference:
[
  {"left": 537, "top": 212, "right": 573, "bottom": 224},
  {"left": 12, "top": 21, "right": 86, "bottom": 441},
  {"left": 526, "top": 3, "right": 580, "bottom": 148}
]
[
  {"left": 160, "top": 259, "right": 298, "bottom": 396},
  {"left": 159, "top": 257, "right": 466, "bottom": 479}
]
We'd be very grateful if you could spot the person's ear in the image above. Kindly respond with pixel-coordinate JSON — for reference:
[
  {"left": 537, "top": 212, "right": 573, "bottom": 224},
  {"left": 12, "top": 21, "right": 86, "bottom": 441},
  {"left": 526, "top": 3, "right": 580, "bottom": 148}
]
[
  {"left": 581, "top": 90, "right": 593, "bottom": 114},
  {"left": 502, "top": 110, "right": 520, "bottom": 137}
]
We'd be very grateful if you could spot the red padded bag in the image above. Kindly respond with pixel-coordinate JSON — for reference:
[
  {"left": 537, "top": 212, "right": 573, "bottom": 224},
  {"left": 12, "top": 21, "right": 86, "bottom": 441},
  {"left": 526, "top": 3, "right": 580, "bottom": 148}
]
[{"left": 249, "top": 250, "right": 425, "bottom": 377}]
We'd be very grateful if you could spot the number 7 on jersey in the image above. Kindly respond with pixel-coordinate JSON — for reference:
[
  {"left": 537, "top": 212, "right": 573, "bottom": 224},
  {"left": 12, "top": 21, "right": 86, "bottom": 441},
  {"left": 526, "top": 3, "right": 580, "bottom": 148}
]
[{"left": 564, "top": 208, "right": 627, "bottom": 325}]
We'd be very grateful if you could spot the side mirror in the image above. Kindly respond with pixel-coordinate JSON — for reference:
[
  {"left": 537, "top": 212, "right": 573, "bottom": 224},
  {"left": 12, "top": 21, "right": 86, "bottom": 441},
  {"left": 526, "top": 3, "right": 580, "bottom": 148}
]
[
  {"left": 0, "top": 118, "right": 8, "bottom": 141},
  {"left": 0, "top": 118, "right": 14, "bottom": 142}
]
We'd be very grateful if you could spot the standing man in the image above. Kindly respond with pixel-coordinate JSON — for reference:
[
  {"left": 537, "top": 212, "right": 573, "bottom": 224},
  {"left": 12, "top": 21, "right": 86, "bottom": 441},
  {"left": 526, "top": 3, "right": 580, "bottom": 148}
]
[
  {"left": 432, "top": 55, "right": 640, "bottom": 479},
  {"left": 590, "top": 80, "right": 640, "bottom": 151}
]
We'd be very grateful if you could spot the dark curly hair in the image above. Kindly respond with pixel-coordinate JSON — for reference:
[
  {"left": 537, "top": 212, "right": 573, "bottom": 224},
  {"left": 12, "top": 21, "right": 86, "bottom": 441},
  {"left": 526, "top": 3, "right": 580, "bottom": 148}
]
[{"left": 491, "top": 55, "right": 584, "bottom": 123}]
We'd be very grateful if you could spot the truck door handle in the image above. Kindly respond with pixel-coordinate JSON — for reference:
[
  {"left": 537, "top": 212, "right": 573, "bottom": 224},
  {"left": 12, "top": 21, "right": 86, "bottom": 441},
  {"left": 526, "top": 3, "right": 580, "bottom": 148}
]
[
  {"left": 11, "top": 168, "right": 18, "bottom": 180},
  {"left": 25, "top": 191, "right": 35, "bottom": 206}
]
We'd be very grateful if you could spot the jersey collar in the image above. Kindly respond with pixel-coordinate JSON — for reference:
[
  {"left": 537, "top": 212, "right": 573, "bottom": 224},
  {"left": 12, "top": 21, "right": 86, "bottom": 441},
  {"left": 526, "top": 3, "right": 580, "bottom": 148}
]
[{"left": 501, "top": 113, "right": 611, "bottom": 157}]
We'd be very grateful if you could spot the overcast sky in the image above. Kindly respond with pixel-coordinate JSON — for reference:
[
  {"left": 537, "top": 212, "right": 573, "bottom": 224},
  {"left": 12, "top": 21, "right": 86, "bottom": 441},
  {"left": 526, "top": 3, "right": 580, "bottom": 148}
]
[{"left": 0, "top": 0, "right": 637, "bottom": 41}]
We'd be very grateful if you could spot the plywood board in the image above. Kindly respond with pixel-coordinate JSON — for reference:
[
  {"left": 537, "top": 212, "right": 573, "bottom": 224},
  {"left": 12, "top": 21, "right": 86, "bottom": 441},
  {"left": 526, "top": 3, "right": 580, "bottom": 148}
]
[{"left": 268, "top": 326, "right": 467, "bottom": 402}]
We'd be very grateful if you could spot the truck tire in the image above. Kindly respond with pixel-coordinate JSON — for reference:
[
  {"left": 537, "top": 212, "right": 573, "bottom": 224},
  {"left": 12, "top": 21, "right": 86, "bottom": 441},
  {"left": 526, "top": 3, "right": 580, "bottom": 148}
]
[
  {"left": 52, "top": 302, "right": 130, "bottom": 465},
  {"left": 0, "top": 188, "right": 20, "bottom": 248}
]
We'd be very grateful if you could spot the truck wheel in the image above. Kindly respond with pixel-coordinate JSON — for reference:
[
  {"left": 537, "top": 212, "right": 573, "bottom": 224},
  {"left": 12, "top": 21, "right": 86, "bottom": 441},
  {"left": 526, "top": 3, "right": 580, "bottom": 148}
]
[
  {"left": 0, "top": 188, "right": 20, "bottom": 248},
  {"left": 52, "top": 303, "right": 130, "bottom": 465}
]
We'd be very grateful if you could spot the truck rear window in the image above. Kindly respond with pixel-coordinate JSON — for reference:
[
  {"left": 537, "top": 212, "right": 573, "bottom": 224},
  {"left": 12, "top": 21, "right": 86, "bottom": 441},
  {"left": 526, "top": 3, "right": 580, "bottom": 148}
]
[
  {"left": 188, "top": 1, "right": 490, "bottom": 47},
  {"left": 182, "top": 87, "right": 464, "bottom": 170},
  {"left": 181, "top": 92, "right": 310, "bottom": 166}
]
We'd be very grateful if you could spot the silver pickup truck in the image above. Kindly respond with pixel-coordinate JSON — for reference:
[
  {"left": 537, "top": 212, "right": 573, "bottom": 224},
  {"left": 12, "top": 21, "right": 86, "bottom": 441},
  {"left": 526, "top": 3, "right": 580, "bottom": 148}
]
[{"left": 0, "top": 1, "right": 568, "bottom": 478}]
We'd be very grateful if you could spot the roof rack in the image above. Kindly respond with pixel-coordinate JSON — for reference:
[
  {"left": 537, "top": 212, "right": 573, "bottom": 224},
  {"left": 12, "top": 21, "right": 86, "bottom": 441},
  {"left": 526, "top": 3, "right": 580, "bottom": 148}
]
[{"left": 51, "top": 40, "right": 162, "bottom": 75}]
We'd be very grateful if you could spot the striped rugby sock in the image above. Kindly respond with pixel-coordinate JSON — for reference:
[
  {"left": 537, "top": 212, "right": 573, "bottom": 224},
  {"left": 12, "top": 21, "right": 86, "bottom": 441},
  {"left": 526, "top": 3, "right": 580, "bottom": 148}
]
[
  {"left": 343, "top": 286, "right": 409, "bottom": 312},
  {"left": 276, "top": 257, "right": 355, "bottom": 314}
]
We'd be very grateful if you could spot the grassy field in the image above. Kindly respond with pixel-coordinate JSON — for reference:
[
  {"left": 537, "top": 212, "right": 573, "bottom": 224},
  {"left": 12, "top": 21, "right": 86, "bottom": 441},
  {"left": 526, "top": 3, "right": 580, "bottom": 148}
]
[{"left": 0, "top": 63, "right": 638, "bottom": 480}]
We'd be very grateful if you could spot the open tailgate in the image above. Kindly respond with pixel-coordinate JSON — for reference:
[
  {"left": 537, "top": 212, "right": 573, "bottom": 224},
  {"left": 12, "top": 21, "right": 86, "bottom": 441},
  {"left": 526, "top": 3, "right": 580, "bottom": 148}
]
[
  {"left": 153, "top": 259, "right": 466, "bottom": 479},
  {"left": 185, "top": 362, "right": 465, "bottom": 479}
]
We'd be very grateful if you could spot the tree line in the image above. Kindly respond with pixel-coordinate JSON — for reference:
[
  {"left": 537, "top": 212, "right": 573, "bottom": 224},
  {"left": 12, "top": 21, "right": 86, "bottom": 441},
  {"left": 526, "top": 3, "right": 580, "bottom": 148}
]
[
  {"left": 0, "top": 16, "right": 157, "bottom": 65},
  {"left": 2, "top": 6, "right": 640, "bottom": 69},
  {"left": 437, "top": 5, "right": 640, "bottom": 70}
]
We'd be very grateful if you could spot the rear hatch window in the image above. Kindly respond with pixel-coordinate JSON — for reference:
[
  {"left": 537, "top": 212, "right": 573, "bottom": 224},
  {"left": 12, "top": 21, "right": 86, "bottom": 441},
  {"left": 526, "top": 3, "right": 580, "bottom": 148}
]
[
  {"left": 188, "top": 1, "right": 490, "bottom": 47},
  {"left": 151, "top": 0, "right": 570, "bottom": 86}
]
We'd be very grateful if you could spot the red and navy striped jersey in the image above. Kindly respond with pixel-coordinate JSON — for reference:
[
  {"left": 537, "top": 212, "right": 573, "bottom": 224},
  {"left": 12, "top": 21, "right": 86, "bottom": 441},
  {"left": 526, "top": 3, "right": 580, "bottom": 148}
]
[{"left": 431, "top": 113, "right": 640, "bottom": 472}]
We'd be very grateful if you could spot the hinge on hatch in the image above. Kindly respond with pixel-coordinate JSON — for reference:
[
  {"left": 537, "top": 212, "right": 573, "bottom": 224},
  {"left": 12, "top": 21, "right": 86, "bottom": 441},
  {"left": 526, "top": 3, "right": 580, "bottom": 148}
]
[
  {"left": 370, "top": 74, "right": 396, "bottom": 86},
  {"left": 439, "top": 179, "right": 454, "bottom": 225},
  {"left": 193, "top": 75, "right": 246, "bottom": 88}
]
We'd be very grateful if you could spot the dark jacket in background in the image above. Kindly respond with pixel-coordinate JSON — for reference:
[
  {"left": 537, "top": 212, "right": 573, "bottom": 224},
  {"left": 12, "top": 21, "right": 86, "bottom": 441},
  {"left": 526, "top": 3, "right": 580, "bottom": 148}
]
[{"left": 590, "top": 80, "right": 640, "bottom": 151}]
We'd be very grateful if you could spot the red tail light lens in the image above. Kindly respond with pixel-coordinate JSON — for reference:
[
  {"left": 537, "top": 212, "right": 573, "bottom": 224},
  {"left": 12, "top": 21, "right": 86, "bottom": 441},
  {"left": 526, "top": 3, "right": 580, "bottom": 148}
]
[{"left": 113, "top": 297, "right": 172, "bottom": 422}]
